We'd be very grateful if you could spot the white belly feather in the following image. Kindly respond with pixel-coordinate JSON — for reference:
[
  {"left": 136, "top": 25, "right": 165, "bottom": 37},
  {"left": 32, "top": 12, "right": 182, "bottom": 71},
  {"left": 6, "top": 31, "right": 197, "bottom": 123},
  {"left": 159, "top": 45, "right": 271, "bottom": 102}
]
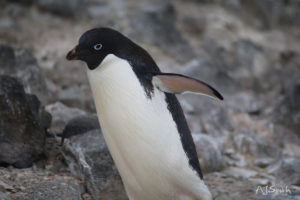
[{"left": 87, "top": 54, "right": 212, "bottom": 200}]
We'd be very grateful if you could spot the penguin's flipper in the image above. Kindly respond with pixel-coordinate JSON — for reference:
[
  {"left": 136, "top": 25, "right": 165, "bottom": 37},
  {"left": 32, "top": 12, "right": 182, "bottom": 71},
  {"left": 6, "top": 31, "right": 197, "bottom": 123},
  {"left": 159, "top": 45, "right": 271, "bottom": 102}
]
[{"left": 152, "top": 73, "right": 223, "bottom": 100}]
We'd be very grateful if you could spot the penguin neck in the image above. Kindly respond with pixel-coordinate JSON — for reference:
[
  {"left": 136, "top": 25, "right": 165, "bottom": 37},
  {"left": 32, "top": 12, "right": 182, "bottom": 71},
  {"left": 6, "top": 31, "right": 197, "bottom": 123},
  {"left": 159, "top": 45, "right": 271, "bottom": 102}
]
[
  {"left": 91, "top": 53, "right": 156, "bottom": 98},
  {"left": 86, "top": 54, "right": 153, "bottom": 119},
  {"left": 115, "top": 45, "right": 161, "bottom": 98}
]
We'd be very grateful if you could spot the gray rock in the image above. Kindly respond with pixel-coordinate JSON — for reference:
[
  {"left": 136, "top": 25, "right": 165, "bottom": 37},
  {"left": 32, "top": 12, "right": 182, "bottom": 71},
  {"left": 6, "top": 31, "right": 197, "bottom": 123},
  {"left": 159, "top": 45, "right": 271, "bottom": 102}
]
[
  {"left": 224, "top": 150, "right": 248, "bottom": 168},
  {"left": 45, "top": 102, "right": 86, "bottom": 135},
  {"left": 182, "top": 57, "right": 237, "bottom": 94},
  {"left": 249, "top": 178, "right": 270, "bottom": 186},
  {"left": 233, "top": 133, "right": 281, "bottom": 159},
  {"left": 233, "top": 134, "right": 258, "bottom": 156},
  {"left": 13, "top": 180, "right": 82, "bottom": 200},
  {"left": 0, "top": 180, "right": 13, "bottom": 192},
  {"left": 237, "top": 0, "right": 300, "bottom": 28},
  {"left": 46, "top": 57, "right": 92, "bottom": 110},
  {"left": 179, "top": 93, "right": 232, "bottom": 136},
  {"left": 206, "top": 171, "right": 297, "bottom": 199},
  {"left": 254, "top": 158, "right": 275, "bottom": 168},
  {"left": 241, "top": 0, "right": 284, "bottom": 29},
  {"left": 274, "top": 80, "right": 300, "bottom": 134},
  {"left": 61, "top": 114, "right": 100, "bottom": 145},
  {"left": 62, "top": 129, "right": 128, "bottom": 200},
  {"left": 58, "top": 85, "right": 86, "bottom": 108},
  {"left": 129, "top": 0, "right": 196, "bottom": 63},
  {"left": 205, "top": 172, "right": 259, "bottom": 200},
  {"left": 0, "top": 44, "right": 15, "bottom": 70},
  {"left": 0, "top": 18, "right": 17, "bottom": 34},
  {"left": 183, "top": 36, "right": 274, "bottom": 94},
  {"left": 86, "top": 1, "right": 112, "bottom": 19},
  {"left": 197, "top": 0, "right": 299, "bottom": 28},
  {"left": 14, "top": 48, "right": 46, "bottom": 97},
  {"left": 201, "top": 37, "right": 270, "bottom": 93},
  {"left": 36, "top": 0, "right": 86, "bottom": 17},
  {"left": 39, "top": 109, "right": 52, "bottom": 134},
  {"left": 0, "top": 75, "right": 46, "bottom": 168},
  {"left": 9, "top": 0, "right": 35, "bottom": 5},
  {"left": 25, "top": 94, "right": 40, "bottom": 118},
  {"left": 50, "top": 56, "right": 88, "bottom": 88},
  {"left": 224, "top": 167, "right": 257, "bottom": 179},
  {"left": 235, "top": 39, "right": 270, "bottom": 78},
  {"left": 190, "top": 105, "right": 234, "bottom": 137},
  {"left": 25, "top": 94, "right": 52, "bottom": 133},
  {"left": 280, "top": 0, "right": 300, "bottom": 26},
  {"left": 193, "top": 133, "right": 225, "bottom": 173},
  {"left": 0, "top": 192, "right": 11, "bottom": 200},
  {"left": 0, "top": 44, "right": 48, "bottom": 102},
  {"left": 225, "top": 92, "right": 263, "bottom": 115},
  {"left": 270, "top": 157, "right": 300, "bottom": 186}
]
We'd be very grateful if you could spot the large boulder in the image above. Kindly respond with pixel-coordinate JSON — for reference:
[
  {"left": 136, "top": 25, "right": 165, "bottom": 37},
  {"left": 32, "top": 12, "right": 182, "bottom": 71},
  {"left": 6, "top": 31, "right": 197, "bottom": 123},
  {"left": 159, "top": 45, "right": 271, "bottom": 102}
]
[
  {"left": 63, "top": 129, "right": 128, "bottom": 200},
  {"left": 0, "top": 75, "right": 46, "bottom": 168},
  {"left": 62, "top": 129, "right": 128, "bottom": 200}
]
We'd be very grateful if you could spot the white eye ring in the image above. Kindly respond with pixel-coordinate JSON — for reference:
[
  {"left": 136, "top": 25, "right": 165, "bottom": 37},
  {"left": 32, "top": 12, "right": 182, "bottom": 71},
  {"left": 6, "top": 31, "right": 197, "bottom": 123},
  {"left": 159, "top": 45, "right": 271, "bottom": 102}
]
[{"left": 93, "top": 43, "right": 102, "bottom": 50}]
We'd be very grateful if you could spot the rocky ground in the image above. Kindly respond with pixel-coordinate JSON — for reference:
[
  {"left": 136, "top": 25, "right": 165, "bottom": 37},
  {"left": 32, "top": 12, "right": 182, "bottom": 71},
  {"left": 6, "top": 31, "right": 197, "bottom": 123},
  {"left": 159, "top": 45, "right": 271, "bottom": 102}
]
[{"left": 0, "top": 0, "right": 300, "bottom": 199}]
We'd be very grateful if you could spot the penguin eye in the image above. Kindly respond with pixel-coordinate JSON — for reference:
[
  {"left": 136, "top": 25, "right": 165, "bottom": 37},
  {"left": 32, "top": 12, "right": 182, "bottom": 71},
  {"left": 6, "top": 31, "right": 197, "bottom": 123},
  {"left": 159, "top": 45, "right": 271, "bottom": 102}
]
[{"left": 93, "top": 43, "right": 102, "bottom": 51}]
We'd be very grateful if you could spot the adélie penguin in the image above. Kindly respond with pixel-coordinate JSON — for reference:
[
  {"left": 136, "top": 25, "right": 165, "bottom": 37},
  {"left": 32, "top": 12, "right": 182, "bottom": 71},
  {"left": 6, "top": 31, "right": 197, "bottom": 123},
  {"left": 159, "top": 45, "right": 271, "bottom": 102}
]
[{"left": 66, "top": 27, "right": 223, "bottom": 200}]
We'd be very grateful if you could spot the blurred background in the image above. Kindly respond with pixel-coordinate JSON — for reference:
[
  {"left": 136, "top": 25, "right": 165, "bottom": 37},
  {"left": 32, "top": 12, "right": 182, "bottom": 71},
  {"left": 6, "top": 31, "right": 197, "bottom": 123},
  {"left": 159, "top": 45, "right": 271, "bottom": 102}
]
[{"left": 0, "top": 0, "right": 299, "bottom": 200}]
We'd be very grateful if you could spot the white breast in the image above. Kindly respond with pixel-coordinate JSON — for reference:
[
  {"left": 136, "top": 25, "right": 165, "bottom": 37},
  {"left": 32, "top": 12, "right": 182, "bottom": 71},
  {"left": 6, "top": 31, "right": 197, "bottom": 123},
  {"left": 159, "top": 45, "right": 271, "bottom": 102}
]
[{"left": 87, "top": 54, "right": 212, "bottom": 200}]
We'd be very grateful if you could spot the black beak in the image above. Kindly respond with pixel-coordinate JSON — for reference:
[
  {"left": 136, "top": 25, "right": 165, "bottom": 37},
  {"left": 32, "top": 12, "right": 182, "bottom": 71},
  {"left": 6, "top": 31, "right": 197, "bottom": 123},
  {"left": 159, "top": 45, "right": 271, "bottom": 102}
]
[{"left": 66, "top": 46, "right": 79, "bottom": 60}]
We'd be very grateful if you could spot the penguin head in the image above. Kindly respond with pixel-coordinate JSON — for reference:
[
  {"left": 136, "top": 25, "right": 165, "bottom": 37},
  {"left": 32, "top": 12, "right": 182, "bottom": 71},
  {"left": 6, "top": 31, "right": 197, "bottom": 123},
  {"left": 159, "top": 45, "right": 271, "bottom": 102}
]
[{"left": 66, "top": 28, "right": 127, "bottom": 70}]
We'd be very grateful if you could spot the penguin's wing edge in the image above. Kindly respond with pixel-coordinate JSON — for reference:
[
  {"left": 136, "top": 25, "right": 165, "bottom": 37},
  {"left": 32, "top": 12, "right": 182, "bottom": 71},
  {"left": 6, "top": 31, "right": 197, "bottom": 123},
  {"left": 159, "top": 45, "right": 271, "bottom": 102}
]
[{"left": 152, "top": 73, "right": 223, "bottom": 100}]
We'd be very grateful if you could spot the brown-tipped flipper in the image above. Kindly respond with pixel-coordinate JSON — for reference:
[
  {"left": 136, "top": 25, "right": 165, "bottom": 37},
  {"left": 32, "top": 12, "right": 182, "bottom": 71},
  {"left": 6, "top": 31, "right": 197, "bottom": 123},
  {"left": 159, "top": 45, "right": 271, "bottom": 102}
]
[{"left": 152, "top": 73, "right": 223, "bottom": 100}]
